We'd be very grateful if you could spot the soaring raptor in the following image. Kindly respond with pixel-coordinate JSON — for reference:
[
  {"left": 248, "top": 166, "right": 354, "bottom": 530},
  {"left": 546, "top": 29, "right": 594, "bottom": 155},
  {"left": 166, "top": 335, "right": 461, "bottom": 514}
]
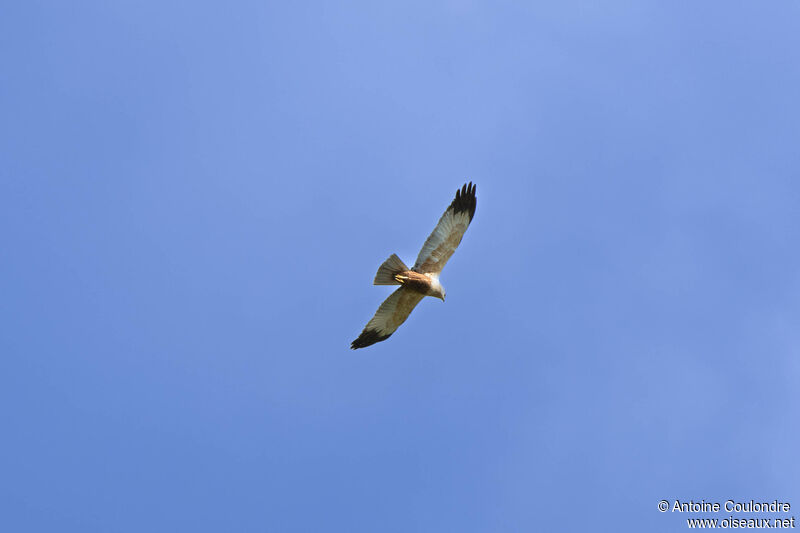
[{"left": 351, "top": 182, "right": 477, "bottom": 349}]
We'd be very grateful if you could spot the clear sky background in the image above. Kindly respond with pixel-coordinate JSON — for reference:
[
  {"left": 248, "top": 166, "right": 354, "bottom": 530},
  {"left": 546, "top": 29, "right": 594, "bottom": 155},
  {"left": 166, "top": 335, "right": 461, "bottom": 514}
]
[{"left": 2, "top": 1, "right": 799, "bottom": 531}]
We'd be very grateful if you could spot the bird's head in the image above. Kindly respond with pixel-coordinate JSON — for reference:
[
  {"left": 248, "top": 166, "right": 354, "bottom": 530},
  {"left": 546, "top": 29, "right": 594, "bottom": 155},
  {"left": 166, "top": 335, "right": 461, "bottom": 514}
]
[{"left": 430, "top": 278, "right": 446, "bottom": 301}]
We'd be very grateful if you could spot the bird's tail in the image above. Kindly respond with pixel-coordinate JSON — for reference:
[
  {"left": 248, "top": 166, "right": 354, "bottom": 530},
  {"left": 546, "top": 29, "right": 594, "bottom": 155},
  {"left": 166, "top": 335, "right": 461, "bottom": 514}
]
[{"left": 373, "top": 253, "right": 409, "bottom": 285}]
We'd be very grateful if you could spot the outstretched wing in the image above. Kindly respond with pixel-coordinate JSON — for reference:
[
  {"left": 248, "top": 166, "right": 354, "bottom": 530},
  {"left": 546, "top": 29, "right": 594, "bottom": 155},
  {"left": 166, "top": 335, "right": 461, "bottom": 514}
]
[
  {"left": 351, "top": 287, "right": 425, "bottom": 349},
  {"left": 412, "top": 182, "right": 477, "bottom": 274}
]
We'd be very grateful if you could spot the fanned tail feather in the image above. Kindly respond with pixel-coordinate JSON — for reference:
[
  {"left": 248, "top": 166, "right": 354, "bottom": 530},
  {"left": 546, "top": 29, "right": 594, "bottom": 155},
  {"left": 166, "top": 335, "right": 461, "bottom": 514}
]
[{"left": 373, "top": 254, "right": 408, "bottom": 285}]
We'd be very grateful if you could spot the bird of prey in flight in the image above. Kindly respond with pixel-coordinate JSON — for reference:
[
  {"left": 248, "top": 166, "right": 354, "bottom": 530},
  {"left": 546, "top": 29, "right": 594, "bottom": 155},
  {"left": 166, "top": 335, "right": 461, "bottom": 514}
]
[{"left": 351, "top": 182, "right": 477, "bottom": 349}]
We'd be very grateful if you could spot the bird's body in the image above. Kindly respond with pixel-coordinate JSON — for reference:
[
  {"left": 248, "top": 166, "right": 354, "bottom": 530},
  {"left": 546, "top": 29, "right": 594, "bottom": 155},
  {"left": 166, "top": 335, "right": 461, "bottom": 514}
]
[
  {"left": 351, "top": 183, "right": 476, "bottom": 349},
  {"left": 392, "top": 270, "right": 443, "bottom": 299}
]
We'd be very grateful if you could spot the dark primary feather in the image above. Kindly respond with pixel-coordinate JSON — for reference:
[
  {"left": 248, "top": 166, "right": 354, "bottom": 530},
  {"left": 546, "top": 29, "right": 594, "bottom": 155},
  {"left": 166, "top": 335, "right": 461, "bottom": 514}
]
[
  {"left": 450, "top": 182, "right": 477, "bottom": 222},
  {"left": 351, "top": 329, "right": 392, "bottom": 349}
]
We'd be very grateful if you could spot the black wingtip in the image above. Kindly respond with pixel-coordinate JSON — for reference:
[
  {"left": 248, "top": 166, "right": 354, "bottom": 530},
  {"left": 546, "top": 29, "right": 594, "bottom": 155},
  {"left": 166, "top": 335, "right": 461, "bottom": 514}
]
[
  {"left": 350, "top": 329, "right": 392, "bottom": 349},
  {"left": 451, "top": 181, "right": 477, "bottom": 222}
]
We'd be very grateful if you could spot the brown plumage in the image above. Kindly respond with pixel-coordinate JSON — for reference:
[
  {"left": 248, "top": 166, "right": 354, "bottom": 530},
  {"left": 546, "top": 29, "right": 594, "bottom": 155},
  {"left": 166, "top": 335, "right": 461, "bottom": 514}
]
[
  {"left": 394, "top": 271, "right": 436, "bottom": 295},
  {"left": 351, "top": 182, "right": 477, "bottom": 349}
]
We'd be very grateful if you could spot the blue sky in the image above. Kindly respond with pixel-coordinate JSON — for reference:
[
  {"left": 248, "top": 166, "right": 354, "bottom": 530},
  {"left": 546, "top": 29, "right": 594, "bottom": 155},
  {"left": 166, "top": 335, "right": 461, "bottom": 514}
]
[{"left": 2, "top": 1, "right": 799, "bottom": 531}]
